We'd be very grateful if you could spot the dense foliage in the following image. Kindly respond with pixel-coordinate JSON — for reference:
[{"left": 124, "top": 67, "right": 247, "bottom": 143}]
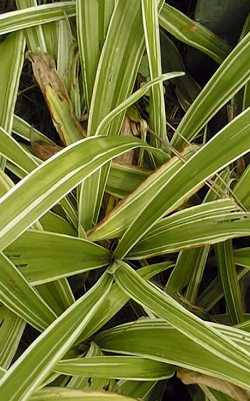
[{"left": 0, "top": 1, "right": 249, "bottom": 401}]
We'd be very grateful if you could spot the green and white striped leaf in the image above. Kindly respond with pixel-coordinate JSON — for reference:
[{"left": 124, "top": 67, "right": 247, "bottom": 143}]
[
  {"left": 55, "top": 356, "right": 174, "bottom": 380},
  {"left": 6, "top": 230, "right": 111, "bottom": 285},
  {"left": 128, "top": 201, "right": 250, "bottom": 258},
  {"left": 0, "top": 32, "right": 25, "bottom": 134},
  {"left": 111, "top": 262, "right": 250, "bottom": 389},
  {"left": 96, "top": 318, "right": 250, "bottom": 390},
  {"left": 0, "top": 2, "right": 75, "bottom": 35},
  {"left": 75, "top": 261, "right": 173, "bottom": 345},
  {"left": 171, "top": 33, "right": 250, "bottom": 149},
  {"left": 76, "top": 0, "right": 115, "bottom": 107},
  {"left": 16, "top": 0, "right": 47, "bottom": 52},
  {"left": 89, "top": 145, "right": 197, "bottom": 241},
  {"left": 234, "top": 248, "right": 250, "bottom": 270},
  {"left": 0, "top": 273, "right": 112, "bottom": 401},
  {"left": 30, "top": 388, "right": 139, "bottom": 401},
  {"left": 79, "top": 0, "right": 146, "bottom": 232},
  {"left": 107, "top": 163, "right": 150, "bottom": 199},
  {"left": 13, "top": 115, "right": 54, "bottom": 144},
  {"left": 0, "top": 253, "right": 56, "bottom": 331},
  {"left": 114, "top": 108, "right": 250, "bottom": 258},
  {"left": 0, "top": 135, "right": 149, "bottom": 251},
  {"left": 0, "top": 126, "right": 37, "bottom": 174},
  {"left": 0, "top": 307, "right": 25, "bottom": 369},
  {"left": 215, "top": 240, "right": 244, "bottom": 325},
  {"left": 141, "top": 0, "right": 167, "bottom": 144},
  {"left": 159, "top": 4, "right": 230, "bottom": 63},
  {"left": 95, "top": 73, "right": 183, "bottom": 136}
]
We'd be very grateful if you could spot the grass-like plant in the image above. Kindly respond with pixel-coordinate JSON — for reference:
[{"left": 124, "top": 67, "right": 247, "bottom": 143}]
[{"left": 0, "top": 1, "right": 249, "bottom": 401}]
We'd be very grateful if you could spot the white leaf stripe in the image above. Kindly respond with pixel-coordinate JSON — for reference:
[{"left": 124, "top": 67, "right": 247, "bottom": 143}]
[
  {"left": 0, "top": 2, "right": 75, "bottom": 35},
  {"left": 159, "top": 4, "right": 230, "bottom": 63},
  {"left": 171, "top": 32, "right": 250, "bottom": 147},
  {"left": 112, "top": 262, "right": 250, "bottom": 390},
  {"left": 0, "top": 274, "right": 112, "bottom": 401},
  {"left": 0, "top": 136, "right": 150, "bottom": 251}
]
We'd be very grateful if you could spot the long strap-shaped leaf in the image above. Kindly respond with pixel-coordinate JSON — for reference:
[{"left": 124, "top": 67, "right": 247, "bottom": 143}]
[
  {"left": 215, "top": 240, "right": 244, "bottom": 325},
  {"left": 0, "top": 126, "right": 36, "bottom": 174},
  {"left": 31, "top": 388, "right": 138, "bottom": 401},
  {"left": 0, "top": 273, "right": 112, "bottom": 401},
  {"left": 111, "top": 262, "right": 250, "bottom": 390},
  {"left": 114, "top": 108, "right": 250, "bottom": 258},
  {"left": 0, "top": 136, "right": 149, "bottom": 251},
  {"left": 6, "top": 230, "right": 111, "bottom": 285},
  {"left": 0, "top": 253, "right": 56, "bottom": 331},
  {"left": 0, "top": 2, "right": 75, "bottom": 35},
  {"left": 159, "top": 4, "right": 230, "bottom": 64},
  {"left": 16, "top": 0, "right": 47, "bottom": 52},
  {"left": 96, "top": 318, "right": 250, "bottom": 389},
  {"left": 171, "top": 33, "right": 250, "bottom": 149},
  {"left": 0, "top": 32, "right": 25, "bottom": 134},
  {"left": 55, "top": 355, "right": 174, "bottom": 380},
  {"left": 141, "top": 0, "right": 167, "bottom": 144},
  {"left": 79, "top": 0, "right": 146, "bottom": 231},
  {"left": 75, "top": 262, "right": 172, "bottom": 345},
  {"left": 89, "top": 145, "right": 196, "bottom": 241},
  {"left": 129, "top": 209, "right": 250, "bottom": 258},
  {"left": 77, "top": 0, "right": 115, "bottom": 108},
  {"left": 0, "top": 307, "right": 25, "bottom": 369}
]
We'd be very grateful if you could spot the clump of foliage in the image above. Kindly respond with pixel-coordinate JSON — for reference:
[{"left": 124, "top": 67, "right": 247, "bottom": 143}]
[{"left": 0, "top": 1, "right": 249, "bottom": 401}]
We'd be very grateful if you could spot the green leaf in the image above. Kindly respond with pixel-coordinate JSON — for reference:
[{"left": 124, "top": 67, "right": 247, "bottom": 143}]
[
  {"left": 198, "top": 268, "right": 248, "bottom": 313},
  {"left": 234, "top": 248, "right": 250, "bottom": 270},
  {"left": 79, "top": 0, "right": 146, "bottom": 232},
  {"left": 16, "top": 0, "right": 47, "bottom": 52},
  {"left": 55, "top": 355, "right": 174, "bottom": 380},
  {"left": 107, "top": 163, "right": 151, "bottom": 199},
  {"left": 141, "top": 0, "right": 168, "bottom": 143},
  {"left": 0, "top": 32, "right": 25, "bottom": 133},
  {"left": 96, "top": 318, "right": 250, "bottom": 391},
  {"left": 0, "top": 273, "right": 112, "bottom": 401},
  {"left": 30, "top": 388, "right": 139, "bottom": 401},
  {"left": 128, "top": 200, "right": 250, "bottom": 258},
  {"left": 215, "top": 240, "right": 244, "bottom": 324},
  {"left": 0, "top": 2, "right": 75, "bottom": 35},
  {"left": 159, "top": 3, "right": 230, "bottom": 63},
  {"left": 0, "top": 253, "right": 56, "bottom": 331},
  {"left": 114, "top": 108, "right": 250, "bottom": 258},
  {"left": 0, "top": 135, "right": 150, "bottom": 251},
  {"left": 0, "top": 307, "right": 25, "bottom": 368},
  {"left": 76, "top": 0, "right": 115, "bottom": 107},
  {"left": 89, "top": 145, "right": 196, "bottom": 241},
  {"left": 75, "top": 261, "right": 172, "bottom": 345},
  {"left": 0, "top": 126, "right": 37, "bottom": 174},
  {"left": 13, "top": 115, "right": 54, "bottom": 144},
  {"left": 6, "top": 230, "right": 111, "bottom": 285},
  {"left": 111, "top": 261, "right": 250, "bottom": 389},
  {"left": 171, "top": 33, "right": 250, "bottom": 148},
  {"left": 95, "top": 73, "right": 183, "bottom": 136}
]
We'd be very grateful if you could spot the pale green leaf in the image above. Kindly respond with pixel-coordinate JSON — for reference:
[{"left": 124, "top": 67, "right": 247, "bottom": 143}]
[
  {"left": 0, "top": 2, "right": 75, "bottom": 35},
  {"left": 141, "top": 0, "right": 167, "bottom": 143},
  {"left": 6, "top": 230, "right": 111, "bottom": 285},
  {"left": 0, "top": 273, "right": 112, "bottom": 401},
  {"left": 0, "top": 135, "right": 150, "bottom": 251},
  {"left": 159, "top": 4, "right": 230, "bottom": 64},
  {"left": 171, "top": 33, "right": 250, "bottom": 148},
  {"left": 0, "top": 253, "right": 56, "bottom": 331},
  {"left": 111, "top": 262, "right": 250, "bottom": 389},
  {"left": 114, "top": 108, "right": 250, "bottom": 258},
  {"left": 56, "top": 355, "right": 174, "bottom": 381}
]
